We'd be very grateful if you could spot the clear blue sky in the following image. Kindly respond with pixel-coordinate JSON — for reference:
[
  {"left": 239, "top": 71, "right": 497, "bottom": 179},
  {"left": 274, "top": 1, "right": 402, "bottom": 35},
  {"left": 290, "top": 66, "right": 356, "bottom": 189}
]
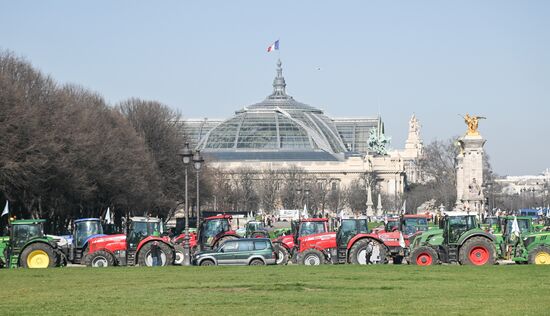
[{"left": 1, "top": 1, "right": 549, "bottom": 176}]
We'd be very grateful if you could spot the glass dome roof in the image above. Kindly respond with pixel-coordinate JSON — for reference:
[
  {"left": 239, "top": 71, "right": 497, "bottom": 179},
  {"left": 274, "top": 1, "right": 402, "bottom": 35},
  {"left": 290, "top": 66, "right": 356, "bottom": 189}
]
[{"left": 198, "top": 60, "right": 346, "bottom": 160}]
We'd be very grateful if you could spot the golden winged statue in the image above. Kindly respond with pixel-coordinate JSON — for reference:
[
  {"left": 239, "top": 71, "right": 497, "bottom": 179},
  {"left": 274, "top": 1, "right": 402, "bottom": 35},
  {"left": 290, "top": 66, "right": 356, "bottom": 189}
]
[{"left": 463, "top": 114, "right": 486, "bottom": 136}]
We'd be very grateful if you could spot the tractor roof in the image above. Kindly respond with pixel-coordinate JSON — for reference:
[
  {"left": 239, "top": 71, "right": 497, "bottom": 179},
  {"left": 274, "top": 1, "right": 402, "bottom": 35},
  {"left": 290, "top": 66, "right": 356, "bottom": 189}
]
[
  {"left": 443, "top": 212, "right": 477, "bottom": 217},
  {"left": 301, "top": 218, "right": 328, "bottom": 222},
  {"left": 501, "top": 216, "right": 532, "bottom": 220},
  {"left": 74, "top": 218, "right": 101, "bottom": 223},
  {"left": 206, "top": 214, "right": 233, "bottom": 220},
  {"left": 130, "top": 216, "right": 162, "bottom": 223},
  {"left": 11, "top": 219, "right": 47, "bottom": 225},
  {"left": 404, "top": 214, "right": 430, "bottom": 219}
]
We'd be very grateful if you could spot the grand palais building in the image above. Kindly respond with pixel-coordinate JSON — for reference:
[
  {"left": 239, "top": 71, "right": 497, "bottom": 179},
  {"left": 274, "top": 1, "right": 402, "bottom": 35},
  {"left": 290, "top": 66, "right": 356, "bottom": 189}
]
[{"left": 181, "top": 60, "right": 423, "bottom": 214}]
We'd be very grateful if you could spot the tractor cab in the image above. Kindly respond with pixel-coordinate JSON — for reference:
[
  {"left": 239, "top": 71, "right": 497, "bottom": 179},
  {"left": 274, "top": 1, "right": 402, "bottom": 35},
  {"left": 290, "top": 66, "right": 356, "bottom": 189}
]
[
  {"left": 294, "top": 218, "right": 328, "bottom": 246},
  {"left": 442, "top": 214, "right": 478, "bottom": 244},
  {"left": 245, "top": 221, "right": 268, "bottom": 238},
  {"left": 402, "top": 216, "right": 429, "bottom": 235},
  {"left": 497, "top": 216, "right": 533, "bottom": 255},
  {"left": 336, "top": 219, "right": 369, "bottom": 249},
  {"left": 197, "top": 215, "right": 233, "bottom": 251},
  {"left": 11, "top": 220, "right": 45, "bottom": 248},
  {"left": 384, "top": 218, "right": 400, "bottom": 233},
  {"left": 74, "top": 218, "right": 103, "bottom": 249},
  {"left": 1, "top": 219, "right": 60, "bottom": 268},
  {"left": 127, "top": 217, "right": 163, "bottom": 250},
  {"left": 65, "top": 218, "right": 105, "bottom": 264}
]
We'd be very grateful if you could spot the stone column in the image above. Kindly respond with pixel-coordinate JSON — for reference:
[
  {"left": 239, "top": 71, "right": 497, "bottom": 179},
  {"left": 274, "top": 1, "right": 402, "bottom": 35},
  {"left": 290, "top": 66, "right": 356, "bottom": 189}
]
[
  {"left": 455, "top": 135, "right": 486, "bottom": 215},
  {"left": 376, "top": 193, "right": 383, "bottom": 216},
  {"left": 366, "top": 184, "right": 374, "bottom": 217}
]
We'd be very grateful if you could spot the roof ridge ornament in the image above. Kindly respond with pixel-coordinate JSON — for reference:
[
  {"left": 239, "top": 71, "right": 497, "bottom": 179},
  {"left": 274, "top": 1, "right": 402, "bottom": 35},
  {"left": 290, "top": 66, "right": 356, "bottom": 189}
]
[{"left": 269, "top": 59, "right": 289, "bottom": 100}]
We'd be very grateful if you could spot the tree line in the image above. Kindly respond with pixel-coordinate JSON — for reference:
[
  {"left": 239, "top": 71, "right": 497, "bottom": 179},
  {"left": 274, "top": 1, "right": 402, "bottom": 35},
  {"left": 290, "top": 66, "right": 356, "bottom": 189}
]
[{"left": 0, "top": 51, "right": 194, "bottom": 232}]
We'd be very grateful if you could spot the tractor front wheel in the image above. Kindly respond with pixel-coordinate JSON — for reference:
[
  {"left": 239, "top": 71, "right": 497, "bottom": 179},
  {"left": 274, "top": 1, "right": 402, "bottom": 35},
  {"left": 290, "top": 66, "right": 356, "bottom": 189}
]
[
  {"left": 459, "top": 237, "right": 496, "bottom": 266},
  {"left": 299, "top": 249, "right": 325, "bottom": 266},
  {"left": 138, "top": 242, "right": 174, "bottom": 267},
  {"left": 349, "top": 239, "right": 387, "bottom": 264},
  {"left": 84, "top": 250, "right": 115, "bottom": 268},
  {"left": 20, "top": 243, "right": 56, "bottom": 268},
  {"left": 273, "top": 243, "right": 289, "bottom": 265},
  {"left": 528, "top": 245, "right": 550, "bottom": 265},
  {"left": 410, "top": 246, "right": 438, "bottom": 266}
]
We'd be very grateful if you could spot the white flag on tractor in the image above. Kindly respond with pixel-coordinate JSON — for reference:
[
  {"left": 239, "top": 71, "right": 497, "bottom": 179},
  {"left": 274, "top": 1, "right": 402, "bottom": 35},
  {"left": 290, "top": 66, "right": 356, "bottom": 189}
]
[
  {"left": 105, "top": 207, "right": 114, "bottom": 224},
  {"left": 399, "top": 231, "right": 406, "bottom": 249},
  {"left": 1, "top": 201, "right": 8, "bottom": 217},
  {"left": 302, "top": 204, "right": 308, "bottom": 219},
  {"left": 401, "top": 200, "right": 407, "bottom": 215},
  {"left": 511, "top": 216, "right": 521, "bottom": 239}
]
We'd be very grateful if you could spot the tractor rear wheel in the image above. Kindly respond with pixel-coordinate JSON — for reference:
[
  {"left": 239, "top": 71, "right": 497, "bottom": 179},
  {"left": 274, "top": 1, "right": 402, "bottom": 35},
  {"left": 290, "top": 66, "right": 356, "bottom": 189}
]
[
  {"left": 85, "top": 250, "right": 115, "bottom": 267},
  {"left": 249, "top": 259, "right": 265, "bottom": 266},
  {"left": 459, "top": 237, "right": 496, "bottom": 266},
  {"left": 299, "top": 249, "right": 325, "bottom": 266},
  {"left": 273, "top": 243, "right": 289, "bottom": 265},
  {"left": 410, "top": 246, "right": 438, "bottom": 266},
  {"left": 138, "top": 242, "right": 174, "bottom": 267},
  {"left": 173, "top": 244, "right": 185, "bottom": 265},
  {"left": 528, "top": 245, "right": 550, "bottom": 265},
  {"left": 20, "top": 243, "right": 56, "bottom": 268},
  {"left": 349, "top": 239, "right": 387, "bottom": 264}
]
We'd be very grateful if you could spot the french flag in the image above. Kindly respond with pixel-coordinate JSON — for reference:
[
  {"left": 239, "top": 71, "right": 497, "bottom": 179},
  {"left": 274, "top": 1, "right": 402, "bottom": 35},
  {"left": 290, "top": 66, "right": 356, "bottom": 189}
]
[{"left": 267, "top": 40, "right": 279, "bottom": 52}]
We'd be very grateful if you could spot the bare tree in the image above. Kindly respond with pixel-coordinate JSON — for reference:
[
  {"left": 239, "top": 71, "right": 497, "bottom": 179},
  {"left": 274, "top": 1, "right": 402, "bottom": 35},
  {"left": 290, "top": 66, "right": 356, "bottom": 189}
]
[
  {"left": 258, "top": 169, "right": 280, "bottom": 215},
  {"left": 279, "top": 166, "right": 306, "bottom": 209}
]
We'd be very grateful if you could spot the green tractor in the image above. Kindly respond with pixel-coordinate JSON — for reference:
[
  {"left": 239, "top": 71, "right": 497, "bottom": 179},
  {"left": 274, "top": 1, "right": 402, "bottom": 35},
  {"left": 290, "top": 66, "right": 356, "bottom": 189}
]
[
  {"left": 0, "top": 219, "right": 62, "bottom": 268},
  {"left": 408, "top": 213, "right": 497, "bottom": 266},
  {"left": 495, "top": 216, "right": 550, "bottom": 265}
]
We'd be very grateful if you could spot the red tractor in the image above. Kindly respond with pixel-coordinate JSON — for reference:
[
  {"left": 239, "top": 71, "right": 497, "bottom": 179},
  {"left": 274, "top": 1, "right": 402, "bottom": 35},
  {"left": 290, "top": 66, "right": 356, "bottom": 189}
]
[
  {"left": 271, "top": 218, "right": 329, "bottom": 265},
  {"left": 375, "top": 214, "right": 431, "bottom": 264},
  {"left": 295, "top": 218, "right": 388, "bottom": 265},
  {"left": 84, "top": 217, "right": 175, "bottom": 267},
  {"left": 172, "top": 214, "right": 241, "bottom": 259}
]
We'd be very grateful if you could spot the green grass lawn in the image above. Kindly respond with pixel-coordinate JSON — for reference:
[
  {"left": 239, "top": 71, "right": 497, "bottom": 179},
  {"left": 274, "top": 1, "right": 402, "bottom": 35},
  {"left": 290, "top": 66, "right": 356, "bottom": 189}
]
[{"left": 1, "top": 265, "right": 549, "bottom": 315}]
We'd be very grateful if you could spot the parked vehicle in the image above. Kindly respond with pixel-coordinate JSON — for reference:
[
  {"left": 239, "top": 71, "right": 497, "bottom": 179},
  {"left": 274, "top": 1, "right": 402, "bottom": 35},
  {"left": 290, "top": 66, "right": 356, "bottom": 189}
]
[
  {"left": 271, "top": 218, "right": 329, "bottom": 265},
  {"left": 84, "top": 217, "right": 175, "bottom": 267},
  {"left": 408, "top": 213, "right": 497, "bottom": 266},
  {"left": 173, "top": 214, "right": 241, "bottom": 255},
  {"left": 295, "top": 218, "right": 387, "bottom": 265},
  {"left": 375, "top": 214, "right": 430, "bottom": 263},
  {"left": 193, "top": 238, "right": 277, "bottom": 266},
  {"left": 0, "top": 219, "right": 63, "bottom": 268},
  {"left": 60, "top": 218, "right": 106, "bottom": 265},
  {"left": 495, "top": 216, "right": 550, "bottom": 264}
]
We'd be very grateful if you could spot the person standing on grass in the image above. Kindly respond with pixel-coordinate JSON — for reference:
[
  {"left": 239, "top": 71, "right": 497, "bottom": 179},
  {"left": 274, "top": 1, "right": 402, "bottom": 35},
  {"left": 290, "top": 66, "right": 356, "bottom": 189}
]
[{"left": 151, "top": 240, "right": 161, "bottom": 266}]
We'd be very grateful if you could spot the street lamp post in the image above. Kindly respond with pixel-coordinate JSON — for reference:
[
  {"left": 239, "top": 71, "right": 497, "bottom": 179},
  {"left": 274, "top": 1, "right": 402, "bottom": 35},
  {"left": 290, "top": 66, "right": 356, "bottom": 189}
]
[
  {"left": 193, "top": 150, "right": 204, "bottom": 227},
  {"left": 178, "top": 143, "right": 193, "bottom": 266}
]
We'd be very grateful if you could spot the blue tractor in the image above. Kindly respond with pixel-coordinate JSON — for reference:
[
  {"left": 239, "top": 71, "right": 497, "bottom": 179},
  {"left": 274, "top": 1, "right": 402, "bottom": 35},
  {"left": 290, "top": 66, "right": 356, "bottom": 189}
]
[{"left": 59, "top": 218, "right": 107, "bottom": 265}]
